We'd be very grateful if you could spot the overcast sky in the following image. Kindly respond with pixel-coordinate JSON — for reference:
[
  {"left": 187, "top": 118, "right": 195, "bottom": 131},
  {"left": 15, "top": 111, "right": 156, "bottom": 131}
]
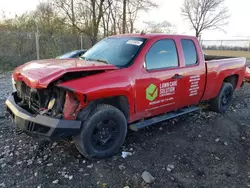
[{"left": 1, "top": 0, "right": 249, "bottom": 40}]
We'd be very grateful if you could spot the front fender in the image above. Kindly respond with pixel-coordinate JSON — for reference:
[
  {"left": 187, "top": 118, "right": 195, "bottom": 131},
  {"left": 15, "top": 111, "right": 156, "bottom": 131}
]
[{"left": 57, "top": 70, "right": 135, "bottom": 117}]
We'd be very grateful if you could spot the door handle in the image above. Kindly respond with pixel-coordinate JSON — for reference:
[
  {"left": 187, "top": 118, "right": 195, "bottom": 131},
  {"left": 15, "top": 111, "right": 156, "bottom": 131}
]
[{"left": 172, "top": 74, "right": 183, "bottom": 79}]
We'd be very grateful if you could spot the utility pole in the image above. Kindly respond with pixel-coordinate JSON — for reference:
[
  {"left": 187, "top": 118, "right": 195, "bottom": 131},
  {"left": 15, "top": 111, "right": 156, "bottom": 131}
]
[
  {"left": 80, "top": 35, "right": 83, "bottom": 49},
  {"left": 35, "top": 21, "right": 40, "bottom": 60},
  {"left": 122, "top": 0, "right": 126, "bottom": 34}
]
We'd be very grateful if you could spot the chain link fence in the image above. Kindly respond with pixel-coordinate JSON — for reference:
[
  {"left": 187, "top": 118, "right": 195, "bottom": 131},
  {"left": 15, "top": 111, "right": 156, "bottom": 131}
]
[
  {"left": 0, "top": 31, "right": 92, "bottom": 70},
  {"left": 2, "top": 33, "right": 250, "bottom": 70}
]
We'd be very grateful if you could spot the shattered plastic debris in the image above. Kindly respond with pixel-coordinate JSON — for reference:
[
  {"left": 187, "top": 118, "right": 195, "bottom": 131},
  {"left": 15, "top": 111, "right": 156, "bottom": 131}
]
[
  {"left": 121, "top": 151, "right": 133, "bottom": 158},
  {"left": 52, "top": 179, "right": 59, "bottom": 184}
]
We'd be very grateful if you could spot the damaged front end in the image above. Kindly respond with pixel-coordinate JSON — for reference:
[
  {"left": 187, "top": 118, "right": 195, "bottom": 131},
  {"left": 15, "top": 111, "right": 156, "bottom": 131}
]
[
  {"left": 14, "top": 80, "right": 85, "bottom": 120},
  {"left": 6, "top": 57, "right": 118, "bottom": 140},
  {"left": 5, "top": 81, "right": 83, "bottom": 140}
]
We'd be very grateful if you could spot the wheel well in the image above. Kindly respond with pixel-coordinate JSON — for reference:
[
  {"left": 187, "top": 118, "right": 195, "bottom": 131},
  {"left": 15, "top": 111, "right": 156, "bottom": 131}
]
[
  {"left": 223, "top": 75, "right": 238, "bottom": 89},
  {"left": 77, "top": 96, "right": 130, "bottom": 122},
  {"left": 100, "top": 96, "right": 130, "bottom": 121}
]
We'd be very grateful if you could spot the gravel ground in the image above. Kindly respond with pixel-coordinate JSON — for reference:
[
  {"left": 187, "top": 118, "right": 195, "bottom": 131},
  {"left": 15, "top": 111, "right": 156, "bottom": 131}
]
[{"left": 1, "top": 72, "right": 250, "bottom": 188}]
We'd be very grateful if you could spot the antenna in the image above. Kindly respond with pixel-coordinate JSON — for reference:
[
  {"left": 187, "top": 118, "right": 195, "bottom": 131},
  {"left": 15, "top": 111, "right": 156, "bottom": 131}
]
[{"left": 140, "top": 30, "right": 146, "bottom": 35}]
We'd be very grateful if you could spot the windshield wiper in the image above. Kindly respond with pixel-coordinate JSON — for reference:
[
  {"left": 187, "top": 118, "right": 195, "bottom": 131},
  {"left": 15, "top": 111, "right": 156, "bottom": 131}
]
[{"left": 84, "top": 58, "right": 109, "bottom": 64}]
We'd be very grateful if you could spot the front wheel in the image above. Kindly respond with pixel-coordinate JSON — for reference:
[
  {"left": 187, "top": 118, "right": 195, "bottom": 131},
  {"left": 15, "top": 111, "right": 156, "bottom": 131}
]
[
  {"left": 210, "top": 82, "right": 234, "bottom": 113},
  {"left": 74, "top": 104, "right": 127, "bottom": 159}
]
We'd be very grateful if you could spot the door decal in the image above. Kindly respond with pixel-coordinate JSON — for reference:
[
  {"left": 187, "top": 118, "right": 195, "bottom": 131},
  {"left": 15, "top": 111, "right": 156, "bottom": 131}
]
[
  {"left": 146, "top": 81, "right": 178, "bottom": 106},
  {"left": 146, "top": 84, "right": 158, "bottom": 101},
  {"left": 189, "top": 75, "right": 200, "bottom": 96},
  {"left": 160, "top": 80, "right": 178, "bottom": 97}
]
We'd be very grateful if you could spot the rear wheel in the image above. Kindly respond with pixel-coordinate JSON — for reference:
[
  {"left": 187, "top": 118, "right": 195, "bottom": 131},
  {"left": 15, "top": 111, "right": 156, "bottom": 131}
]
[
  {"left": 74, "top": 104, "right": 127, "bottom": 159},
  {"left": 210, "top": 82, "right": 234, "bottom": 113}
]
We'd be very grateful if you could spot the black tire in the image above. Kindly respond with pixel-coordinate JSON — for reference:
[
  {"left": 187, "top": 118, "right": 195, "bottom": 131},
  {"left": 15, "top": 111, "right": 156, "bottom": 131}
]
[
  {"left": 210, "top": 82, "right": 234, "bottom": 113},
  {"left": 74, "top": 104, "right": 127, "bottom": 159}
]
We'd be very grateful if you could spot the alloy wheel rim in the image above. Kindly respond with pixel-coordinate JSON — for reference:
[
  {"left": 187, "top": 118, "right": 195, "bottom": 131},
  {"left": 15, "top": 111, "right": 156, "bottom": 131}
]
[{"left": 91, "top": 119, "right": 119, "bottom": 151}]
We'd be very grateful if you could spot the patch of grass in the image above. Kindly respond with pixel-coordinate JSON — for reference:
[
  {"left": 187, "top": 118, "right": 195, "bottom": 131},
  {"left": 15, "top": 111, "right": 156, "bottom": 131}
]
[{"left": 204, "top": 50, "right": 250, "bottom": 59}]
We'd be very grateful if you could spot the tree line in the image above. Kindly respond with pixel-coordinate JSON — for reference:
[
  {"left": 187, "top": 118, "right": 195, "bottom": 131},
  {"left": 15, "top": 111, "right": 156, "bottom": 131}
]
[
  {"left": 0, "top": 0, "right": 230, "bottom": 44},
  {"left": 0, "top": 0, "right": 174, "bottom": 45}
]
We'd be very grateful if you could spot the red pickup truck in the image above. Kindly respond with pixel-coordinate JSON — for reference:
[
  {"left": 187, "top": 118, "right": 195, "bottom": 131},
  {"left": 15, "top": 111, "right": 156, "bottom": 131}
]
[{"left": 6, "top": 34, "right": 246, "bottom": 159}]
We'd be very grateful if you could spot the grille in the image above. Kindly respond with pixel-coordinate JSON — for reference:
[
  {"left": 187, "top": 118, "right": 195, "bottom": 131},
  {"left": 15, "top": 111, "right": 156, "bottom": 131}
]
[
  {"left": 27, "top": 121, "right": 35, "bottom": 131},
  {"left": 26, "top": 121, "right": 50, "bottom": 133},
  {"left": 16, "top": 81, "right": 41, "bottom": 114},
  {"left": 29, "top": 91, "right": 40, "bottom": 113}
]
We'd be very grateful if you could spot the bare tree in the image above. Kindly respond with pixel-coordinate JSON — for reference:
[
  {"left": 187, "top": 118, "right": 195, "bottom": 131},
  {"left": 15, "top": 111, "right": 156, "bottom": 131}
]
[
  {"left": 101, "top": 0, "right": 120, "bottom": 36},
  {"left": 144, "top": 20, "right": 176, "bottom": 34},
  {"left": 52, "top": 0, "right": 107, "bottom": 44},
  {"left": 89, "top": 0, "right": 106, "bottom": 43},
  {"left": 101, "top": 0, "right": 158, "bottom": 35},
  {"left": 108, "top": 0, "right": 121, "bottom": 35},
  {"left": 126, "top": 0, "right": 158, "bottom": 33},
  {"left": 181, "top": 0, "right": 230, "bottom": 38},
  {"left": 50, "top": 0, "right": 159, "bottom": 41},
  {"left": 52, "top": 0, "right": 81, "bottom": 34},
  {"left": 100, "top": 0, "right": 158, "bottom": 36}
]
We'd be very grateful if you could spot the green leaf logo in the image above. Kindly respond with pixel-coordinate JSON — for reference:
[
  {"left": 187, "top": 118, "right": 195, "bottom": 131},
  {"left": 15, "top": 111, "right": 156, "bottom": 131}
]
[{"left": 146, "top": 84, "right": 158, "bottom": 101}]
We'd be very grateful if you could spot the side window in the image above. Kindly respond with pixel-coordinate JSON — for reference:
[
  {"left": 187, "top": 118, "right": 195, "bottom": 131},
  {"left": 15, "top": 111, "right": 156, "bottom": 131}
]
[
  {"left": 181, "top": 39, "right": 198, "bottom": 66},
  {"left": 146, "top": 39, "right": 178, "bottom": 70}
]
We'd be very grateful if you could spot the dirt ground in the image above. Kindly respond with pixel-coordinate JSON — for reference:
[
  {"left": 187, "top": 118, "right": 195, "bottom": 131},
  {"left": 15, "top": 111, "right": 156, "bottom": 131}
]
[{"left": 1, "top": 72, "right": 250, "bottom": 188}]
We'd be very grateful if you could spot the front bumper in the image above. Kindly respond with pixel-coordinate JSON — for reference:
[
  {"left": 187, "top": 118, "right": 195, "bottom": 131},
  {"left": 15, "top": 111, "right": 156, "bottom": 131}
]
[{"left": 5, "top": 93, "right": 82, "bottom": 140}]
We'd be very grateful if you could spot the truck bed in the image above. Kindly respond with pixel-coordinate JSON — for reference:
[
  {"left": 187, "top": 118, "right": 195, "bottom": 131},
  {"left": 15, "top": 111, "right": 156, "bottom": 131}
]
[
  {"left": 205, "top": 55, "right": 236, "bottom": 61},
  {"left": 202, "top": 56, "right": 246, "bottom": 101}
]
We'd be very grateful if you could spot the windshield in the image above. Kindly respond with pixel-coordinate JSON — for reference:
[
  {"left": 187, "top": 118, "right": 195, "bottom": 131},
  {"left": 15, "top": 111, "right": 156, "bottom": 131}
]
[{"left": 81, "top": 37, "right": 146, "bottom": 67}]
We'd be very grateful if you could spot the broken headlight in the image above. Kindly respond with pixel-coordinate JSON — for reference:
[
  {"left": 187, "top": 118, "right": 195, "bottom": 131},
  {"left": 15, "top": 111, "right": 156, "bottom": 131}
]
[
  {"left": 11, "top": 75, "right": 16, "bottom": 92},
  {"left": 48, "top": 98, "right": 56, "bottom": 110},
  {"left": 246, "top": 67, "right": 250, "bottom": 73}
]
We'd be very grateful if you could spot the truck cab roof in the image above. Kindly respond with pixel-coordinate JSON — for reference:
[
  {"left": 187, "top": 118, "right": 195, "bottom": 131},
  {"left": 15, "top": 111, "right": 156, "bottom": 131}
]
[{"left": 110, "top": 33, "right": 197, "bottom": 40}]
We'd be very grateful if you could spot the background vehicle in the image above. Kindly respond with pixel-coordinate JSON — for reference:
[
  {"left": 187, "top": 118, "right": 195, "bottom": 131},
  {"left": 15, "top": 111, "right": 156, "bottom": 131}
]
[
  {"left": 6, "top": 34, "right": 246, "bottom": 159},
  {"left": 56, "top": 49, "right": 88, "bottom": 59}
]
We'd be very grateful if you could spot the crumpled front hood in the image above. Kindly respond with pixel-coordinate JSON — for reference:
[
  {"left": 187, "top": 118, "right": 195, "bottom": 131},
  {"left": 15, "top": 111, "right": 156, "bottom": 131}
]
[{"left": 13, "top": 58, "right": 117, "bottom": 88}]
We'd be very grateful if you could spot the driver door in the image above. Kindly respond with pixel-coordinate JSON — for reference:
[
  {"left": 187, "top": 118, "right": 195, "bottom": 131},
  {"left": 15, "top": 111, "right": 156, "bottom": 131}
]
[{"left": 135, "top": 39, "right": 184, "bottom": 118}]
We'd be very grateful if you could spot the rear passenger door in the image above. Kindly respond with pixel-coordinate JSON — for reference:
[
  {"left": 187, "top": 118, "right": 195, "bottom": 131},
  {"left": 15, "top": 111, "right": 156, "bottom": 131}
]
[{"left": 177, "top": 39, "right": 206, "bottom": 108}]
